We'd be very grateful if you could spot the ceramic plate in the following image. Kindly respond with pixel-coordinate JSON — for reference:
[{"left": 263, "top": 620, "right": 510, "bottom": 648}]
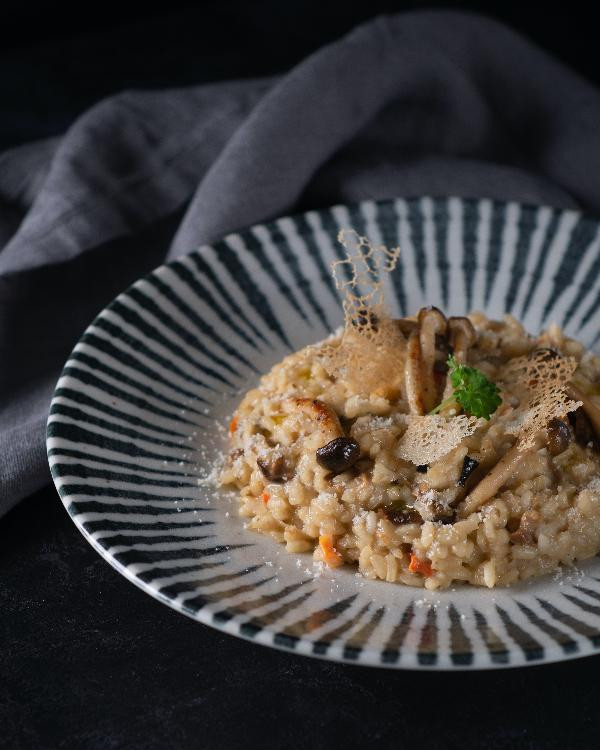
[{"left": 47, "top": 197, "right": 600, "bottom": 670}]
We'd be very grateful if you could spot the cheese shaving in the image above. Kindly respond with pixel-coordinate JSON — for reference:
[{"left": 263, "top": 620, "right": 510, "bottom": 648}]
[
  {"left": 501, "top": 349, "right": 582, "bottom": 449},
  {"left": 397, "top": 414, "right": 482, "bottom": 466},
  {"left": 320, "top": 230, "right": 405, "bottom": 396}
]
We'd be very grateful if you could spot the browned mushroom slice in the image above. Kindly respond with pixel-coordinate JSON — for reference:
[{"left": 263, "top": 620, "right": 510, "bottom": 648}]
[
  {"left": 441, "top": 317, "right": 477, "bottom": 405},
  {"left": 287, "top": 398, "right": 344, "bottom": 440},
  {"left": 448, "top": 317, "right": 476, "bottom": 362},
  {"left": 405, "top": 328, "right": 426, "bottom": 415},
  {"left": 459, "top": 430, "right": 547, "bottom": 517},
  {"left": 418, "top": 307, "right": 448, "bottom": 412},
  {"left": 390, "top": 319, "right": 417, "bottom": 401},
  {"left": 284, "top": 397, "right": 349, "bottom": 469}
]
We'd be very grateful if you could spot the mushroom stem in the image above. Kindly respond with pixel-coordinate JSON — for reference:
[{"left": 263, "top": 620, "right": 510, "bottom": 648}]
[
  {"left": 442, "top": 317, "right": 477, "bottom": 402},
  {"left": 405, "top": 328, "right": 426, "bottom": 415},
  {"left": 459, "top": 430, "right": 546, "bottom": 517},
  {"left": 418, "top": 307, "right": 448, "bottom": 412}
]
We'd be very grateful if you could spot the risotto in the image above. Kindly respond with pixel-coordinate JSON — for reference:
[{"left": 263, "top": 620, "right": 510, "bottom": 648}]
[{"left": 219, "top": 239, "right": 600, "bottom": 590}]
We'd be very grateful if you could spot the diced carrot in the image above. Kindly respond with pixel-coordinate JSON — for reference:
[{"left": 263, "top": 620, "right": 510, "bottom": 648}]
[
  {"left": 319, "top": 534, "right": 344, "bottom": 568},
  {"left": 409, "top": 553, "right": 433, "bottom": 577},
  {"left": 261, "top": 491, "right": 270, "bottom": 505},
  {"left": 229, "top": 415, "right": 238, "bottom": 434}
]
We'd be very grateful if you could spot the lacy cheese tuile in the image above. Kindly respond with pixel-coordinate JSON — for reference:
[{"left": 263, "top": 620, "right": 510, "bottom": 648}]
[
  {"left": 319, "top": 230, "right": 405, "bottom": 397},
  {"left": 502, "top": 349, "right": 582, "bottom": 449},
  {"left": 397, "top": 414, "right": 483, "bottom": 466}
]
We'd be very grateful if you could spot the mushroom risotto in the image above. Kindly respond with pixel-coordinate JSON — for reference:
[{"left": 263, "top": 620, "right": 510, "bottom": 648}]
[{"left": 220, "top": 233, "right": 600, "bottom": 590}]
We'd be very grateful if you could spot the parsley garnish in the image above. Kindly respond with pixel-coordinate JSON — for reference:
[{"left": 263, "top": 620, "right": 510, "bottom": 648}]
[{"left": 429, "top": 355, "right": 502, "bottom": 420}]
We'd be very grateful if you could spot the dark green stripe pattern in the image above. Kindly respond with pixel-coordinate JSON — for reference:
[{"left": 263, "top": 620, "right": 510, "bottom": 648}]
[{"left": 47, "top": 197, "right": 600, "bottom": 671}]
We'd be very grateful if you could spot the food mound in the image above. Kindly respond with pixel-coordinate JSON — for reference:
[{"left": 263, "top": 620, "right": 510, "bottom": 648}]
[{"left": 220, "top": 231, "right": 600, "bottom": 589}]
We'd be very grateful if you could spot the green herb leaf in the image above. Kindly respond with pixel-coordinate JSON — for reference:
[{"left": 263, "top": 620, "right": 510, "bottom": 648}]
[{"left": 430, "top": 355, "right": 502, "bottom": 420}]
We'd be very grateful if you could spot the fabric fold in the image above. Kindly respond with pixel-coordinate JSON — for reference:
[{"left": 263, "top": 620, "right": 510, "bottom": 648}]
[{"left": 2, "top": 10, "right": 600, "bottom": 516}]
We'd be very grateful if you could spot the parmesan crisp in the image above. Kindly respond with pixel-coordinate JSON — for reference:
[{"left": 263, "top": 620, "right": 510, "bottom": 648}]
[
  {"left": 320, "top": 230, "right": 405, "bottom": 396},
  {"left": 501, "top": 349, "right": 582, "bottom": 449},
  {"left": 397, "top": 414, "right": 482, "bottom": 466}
]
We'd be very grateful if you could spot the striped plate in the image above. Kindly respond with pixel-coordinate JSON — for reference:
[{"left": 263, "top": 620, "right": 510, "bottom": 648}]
[{"left": 47, "top": 197, "right": 600, "bottom": 670}]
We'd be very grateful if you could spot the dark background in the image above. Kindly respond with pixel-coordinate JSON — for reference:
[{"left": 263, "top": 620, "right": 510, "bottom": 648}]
[
  {"left": 2, "top": 3, "right": 600, "bottom": 749},
  {"left": 2, "top": 1, "right": 600, "bottom": 150}
]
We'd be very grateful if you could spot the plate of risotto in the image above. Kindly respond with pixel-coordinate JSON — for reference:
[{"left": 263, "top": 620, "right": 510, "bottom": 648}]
[{"left": 48, "top": 197, "right": 600, "bottom": 669}]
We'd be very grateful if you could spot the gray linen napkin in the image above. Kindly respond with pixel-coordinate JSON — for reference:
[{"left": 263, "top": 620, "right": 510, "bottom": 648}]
[{"left": 2, "top": 11, "right": 600, "bottom": 516}]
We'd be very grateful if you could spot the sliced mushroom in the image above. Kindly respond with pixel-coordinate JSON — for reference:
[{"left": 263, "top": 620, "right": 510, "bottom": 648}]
[
  {"left": 448, "top": 317, "right": 477, "bottom": 362},
  {"left": 460, "top": 409, "right": 578, "bottom": 516},
  {"left": 418, "top": 307, "right": 448, "bottom": 412},
  {"left": 442, "top": 317, "right": 477, "bottom": 403},
  {"left": 405, "top": 328, "right": 426, "bottom": 415},
  {"left": 285, "top": 397, "right": 352, "bottom": 477},
  {"left": 459, "top": 430, "right": 547, "bottom": 517}
]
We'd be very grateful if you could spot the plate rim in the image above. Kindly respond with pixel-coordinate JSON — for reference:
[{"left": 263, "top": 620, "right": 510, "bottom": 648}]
[{"left": 47, "top": 195, "right": 600, "bottom": 671}]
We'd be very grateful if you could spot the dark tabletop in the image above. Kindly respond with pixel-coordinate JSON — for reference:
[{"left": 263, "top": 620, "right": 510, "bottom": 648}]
[{"left": 2, "top": 4, "right": 600, "bottom": 748}]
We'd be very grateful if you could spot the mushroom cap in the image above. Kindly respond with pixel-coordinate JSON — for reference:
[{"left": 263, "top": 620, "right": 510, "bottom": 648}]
[
  {"left": 448, "top": 316, "right": 477, "bottom": 347},
  {"left": 418, "top": 306, "right": 448, "bottom": 332}
]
